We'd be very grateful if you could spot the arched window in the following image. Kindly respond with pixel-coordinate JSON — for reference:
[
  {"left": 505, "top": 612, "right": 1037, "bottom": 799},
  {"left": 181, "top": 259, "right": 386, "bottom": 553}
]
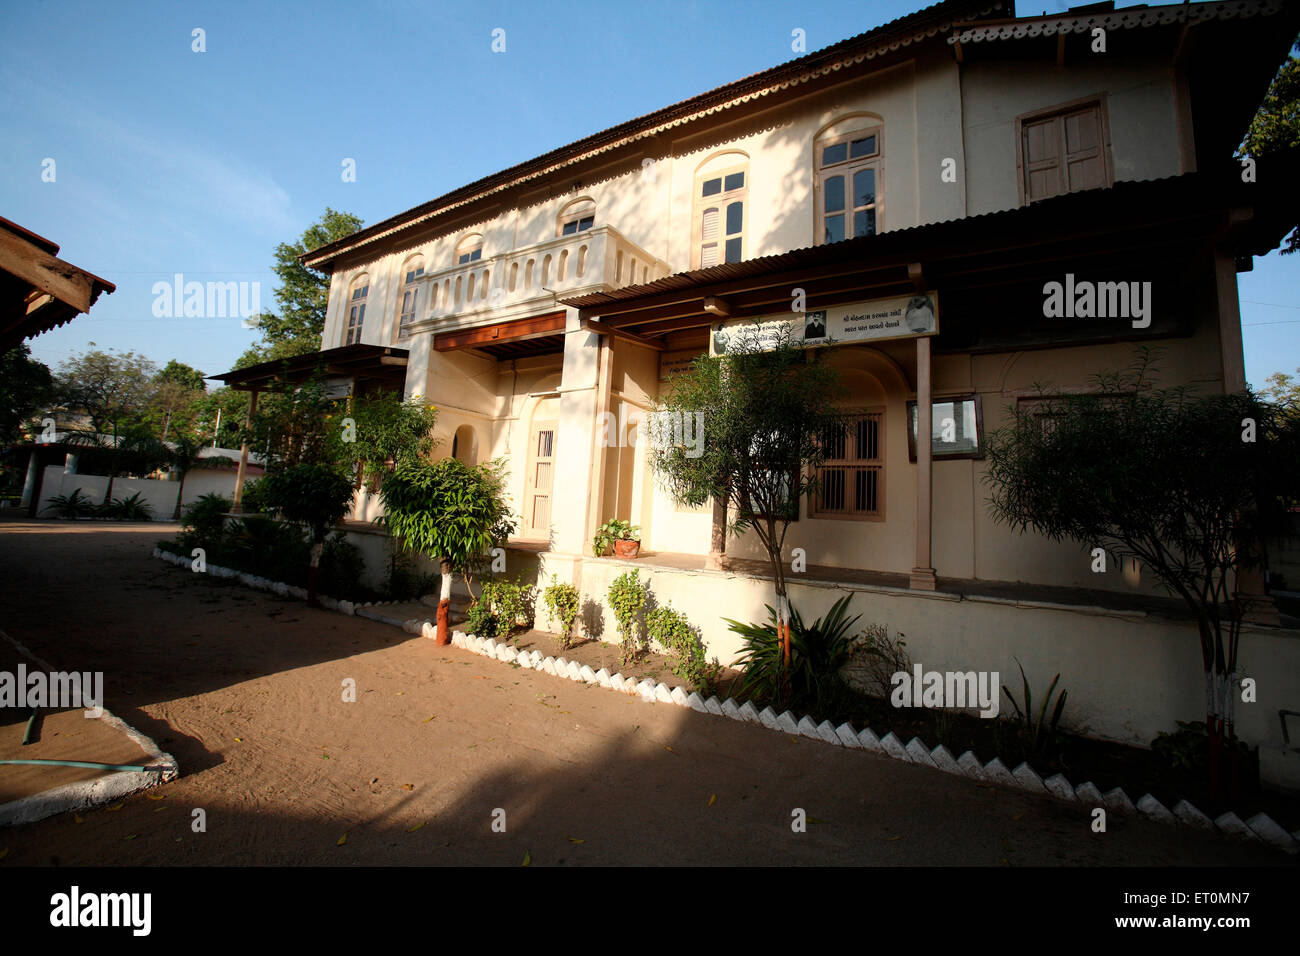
[
  {"left": 345, "top": 274, "right": 369, "bottom": 345},
  {"left": 454, "top": 233, "right": 483, "bottom": 265},
  {"left": 396, "top": 254, "right": 425, "bottom": 338},
  {"left": 815, "top": 117, "right": 882, "bottom": 244},
  {"left": 557, "top": 197, "right": 595, "bottom": 236},
  {"left": 692, "top": 156, "right": 748, "bottom": 268}
]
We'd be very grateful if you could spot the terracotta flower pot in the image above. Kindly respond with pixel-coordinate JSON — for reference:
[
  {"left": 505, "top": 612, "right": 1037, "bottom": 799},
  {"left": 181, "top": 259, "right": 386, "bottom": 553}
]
[{"left": 613, "top": 538, "right": 640, "bottom": 559}]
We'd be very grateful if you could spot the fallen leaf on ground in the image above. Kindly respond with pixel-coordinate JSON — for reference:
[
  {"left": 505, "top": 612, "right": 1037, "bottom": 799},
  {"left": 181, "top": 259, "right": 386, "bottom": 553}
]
[
  {"left": 402, "top": 784, "right": 415, "bottom": 791},
  {"left": 337, "top": 834, "right": 348, "bottom": 846},
  {"left": 106, "top": 803, "right": 123, "bottom": 812},
  {"left": 233, "top": 737, "right": 243, "bottom": 742},
  {"left": 708, "top": 794, "right": 717, "bottom": 806},
  {"left": 407, "top": 822, "right": 425, "bottom": 833},
  {"left": 521, "top": 850, "right": 531, "bottom": 866},
  {"left": 664, "top": 746, "right": 675, "bottom": 753},
  {"left": 153, "top": 807, "right": 166, "bottom": 814},
  {"left": 73, "top": 814, "right": 83, "bottom": 824},
  {"left": 567, "top": 836, "right": 584, "bottom": 844},
  {"left": 422, "top": 715, "right": 436, "bottom": 723},
  {"left": 147, "top": 793, "right": 164, "bottom": 801},
  {"left": 888, "top": 836, "right": 901, "bottom": 841}
]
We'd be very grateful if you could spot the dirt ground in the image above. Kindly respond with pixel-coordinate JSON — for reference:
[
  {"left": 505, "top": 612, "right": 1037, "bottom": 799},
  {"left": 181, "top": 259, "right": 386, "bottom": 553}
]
[{"left": 0, "top": 517, "right": 1291, "bottom": 866}]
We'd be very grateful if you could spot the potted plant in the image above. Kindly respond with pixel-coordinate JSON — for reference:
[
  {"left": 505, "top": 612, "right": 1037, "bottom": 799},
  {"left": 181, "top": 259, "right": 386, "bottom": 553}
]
[{"left": 593, "top": 519, "right": 641, "bottom": 558}]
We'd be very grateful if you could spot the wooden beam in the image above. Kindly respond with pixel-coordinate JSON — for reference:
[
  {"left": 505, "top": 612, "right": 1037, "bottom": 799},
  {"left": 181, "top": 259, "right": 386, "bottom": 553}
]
[
  {"left": 434, "top": 311, "right": 566, "bottom": 351},
  {"left": 703, "top": 295, "right": 731, "bottom": 317},
  {"left": 579, "top": 318, "right": 665, "bottom": 350},
  {"left": 0, "top": 227, "right": 97, "bottom": 314}
]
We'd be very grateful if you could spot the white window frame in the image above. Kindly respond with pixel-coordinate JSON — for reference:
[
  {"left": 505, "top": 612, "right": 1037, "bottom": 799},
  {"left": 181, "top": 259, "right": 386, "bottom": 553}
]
[
  {"left": 815, "top": 125, "right": 883, "bottom": 245},
  {"left": 692, "top": 165, "right": 747, "bottom": 269},
  {"left": 396, "top": 255, "right": 425, "bottom": 340},
  {"left": 344, "top": 275, "right": 369, "bottom": 346}
]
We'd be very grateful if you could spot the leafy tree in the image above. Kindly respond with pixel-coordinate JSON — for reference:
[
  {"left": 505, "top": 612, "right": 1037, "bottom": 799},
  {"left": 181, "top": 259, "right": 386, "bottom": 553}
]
[
  {"left": 55, "top": 348, "right": 161, "bottom": 503},
  {"left": 155, "top": 360, "right": 207, "bottom": 393},
  {"left": 258, "top": 462, "right": 355, "bottom": 606},
  {"left": 146, "top": 360, "right": 207, "bottom": 441},
  {"left": 1260, "top": 367, "right": 1300, "bottom": 407},
  {"left": 247, "top": 373, "right": 350, "bottom": 472},
  {"left": 378, "top": 456, "right": 517, "bottom": 644},
  {"left": 347, "top": 390, "right": 439, "bottom": 488},
  {"left": 648, "top": 323, "right": 846, "bottom": 698},
  {"left": 0, "top": 344, "right": 53, "bottom": 444},
  {"left": 983, "top": 351, "right": 1300, "bottom": 800},
  {"left": 1240, "top": 42, "right": 1299, "bottom": 254},
  {"left": 55, "top": 347, "right": 157, "bottom": 438},
  {"left": 190, "top": 386, "right": 249, "bottom": 449},
  {"left": 239, "top": 208, "right": 364, "bottom": 365}
]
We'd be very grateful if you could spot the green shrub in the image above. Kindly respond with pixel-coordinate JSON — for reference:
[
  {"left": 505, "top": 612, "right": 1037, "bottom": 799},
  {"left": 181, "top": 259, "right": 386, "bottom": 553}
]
[
  {"left": 1000, "top": 658, "right": 1068, "bottom": 762},
  {"left": 646, "top": 603, "right": 721, "bottom": 693},
  {"left": 608, "top": 569, "right": 649, "bottom": 663},
  {"left": 101, "top": 491, "right": 153, "bottom": 521},
  {"left": 384, "top": 550, "right": 437, "bottom": 602},
  {"left": 726, "top": 595, "right": 861, "bottom": 714},
  {"left": 319, "top": 533, "right": 368, "bottom": 601},
  {"left": 183, "top": 492, "right": 232, "bottom": 543},
  {"left": 239, "top": 478, "right": 267, "bottom": 514},
  {"left": 44, "top": 489, "right": 96, "bottom": 518},
  {"left": 542, "top": 577, "right": 580, "bottom": 649},
  {"left": 466, "top": 578, "right": 536, "bottom": 641}
]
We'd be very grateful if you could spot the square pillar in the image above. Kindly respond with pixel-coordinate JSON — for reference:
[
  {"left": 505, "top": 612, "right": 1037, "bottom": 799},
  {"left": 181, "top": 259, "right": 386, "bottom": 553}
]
[
  {"left": 550, "top": 309, "right": 610, "bottom": 556},
  {"left": 910, "top": 335, "right": 937, "bottom": 590}
]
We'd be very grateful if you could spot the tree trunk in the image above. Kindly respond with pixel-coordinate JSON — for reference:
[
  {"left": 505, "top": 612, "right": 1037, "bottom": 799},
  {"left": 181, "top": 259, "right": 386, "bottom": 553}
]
[
  {"left": 173, "top": 472, "right": 187, "bottom": 520},
  {"left": 435, "top": 556, "right": 453, "bottom": 646},
  {"left": 307, "top": 538, "right": 323, "bottom": 608}
]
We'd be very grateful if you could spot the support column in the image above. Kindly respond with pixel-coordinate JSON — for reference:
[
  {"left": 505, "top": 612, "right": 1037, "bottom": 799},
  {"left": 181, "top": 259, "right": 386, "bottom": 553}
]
[
  {"left": 19, "top": 449, "right": 40, "bottom": 509},
  {"left": 910, "top": 335, "right": 937, "bottom": 590},
  {"left": 1216, "top": 247, "right": 1278, "bottom": 624},
  {"left": 551, "top": 309, "right": 609, "bottom": 557},
  {"left": 231, "top": 389, "right": 259, "bottom": 514}
]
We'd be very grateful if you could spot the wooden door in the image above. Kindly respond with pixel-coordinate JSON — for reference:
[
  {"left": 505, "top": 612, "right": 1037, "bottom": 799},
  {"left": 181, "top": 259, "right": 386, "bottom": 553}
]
[{"left": 523, "top": 420, "right": 556, "bottom": 539}]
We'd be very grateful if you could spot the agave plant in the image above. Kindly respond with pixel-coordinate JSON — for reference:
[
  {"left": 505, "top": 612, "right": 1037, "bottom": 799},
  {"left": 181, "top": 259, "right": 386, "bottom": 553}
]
[
  {"left": 1001, "top": 658, "right": 1068, "bottom": 761},
  {"left": 103, "top": 491, "right": 153, "bottom": 521},
  {"left": 43, "top": 488, "right": 96, "bottom": 518},
  {"left": 726, "top": 594, "right": 861, "bottom": 713}
]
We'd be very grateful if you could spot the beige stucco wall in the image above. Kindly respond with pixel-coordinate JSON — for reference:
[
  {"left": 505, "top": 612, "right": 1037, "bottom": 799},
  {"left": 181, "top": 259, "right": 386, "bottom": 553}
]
[
  {"left": 961, "top": 57, "right": 1185, "bottom": 217},
  {"left": 530, "top": 549, "right": 1300, "bottom": 751}
]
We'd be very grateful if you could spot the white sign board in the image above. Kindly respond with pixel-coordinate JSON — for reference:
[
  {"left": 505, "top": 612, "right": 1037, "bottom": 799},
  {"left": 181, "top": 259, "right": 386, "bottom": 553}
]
[{"left": 710, "top": 292, "right": 938, "bottom": 356}]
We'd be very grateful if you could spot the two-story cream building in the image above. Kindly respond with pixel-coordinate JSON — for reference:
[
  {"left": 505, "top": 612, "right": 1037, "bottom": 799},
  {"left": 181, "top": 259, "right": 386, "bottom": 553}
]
[{"left": 219, "top": 0, "right": 1300, "bottom": 759}]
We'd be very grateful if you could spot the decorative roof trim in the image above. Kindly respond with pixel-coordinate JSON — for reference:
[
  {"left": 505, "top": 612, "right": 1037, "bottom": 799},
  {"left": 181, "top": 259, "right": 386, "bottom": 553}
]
[{"left": 948, "top": 0, "right": 1283, "bottom": 45}]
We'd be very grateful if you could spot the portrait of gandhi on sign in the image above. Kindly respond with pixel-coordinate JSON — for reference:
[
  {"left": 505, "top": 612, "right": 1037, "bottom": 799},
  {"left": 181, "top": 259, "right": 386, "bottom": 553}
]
[
  {"left": 905, "top": 295, "right": 935, "bottom": 333},
  {"left": 803, "top": 309, "right": 828, "bottom": 340}
]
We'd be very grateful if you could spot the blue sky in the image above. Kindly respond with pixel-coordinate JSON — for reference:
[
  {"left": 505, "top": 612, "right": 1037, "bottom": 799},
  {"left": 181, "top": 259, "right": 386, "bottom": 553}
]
[{"left": 2, "top": 0, "right": 1296, "bottom": 390}]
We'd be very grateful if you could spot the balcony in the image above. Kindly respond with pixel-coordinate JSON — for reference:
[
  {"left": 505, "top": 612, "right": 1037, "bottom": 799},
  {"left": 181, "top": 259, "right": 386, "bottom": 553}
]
[{"left": 406, "top": 225, "right": 672, "bottom": 335}]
